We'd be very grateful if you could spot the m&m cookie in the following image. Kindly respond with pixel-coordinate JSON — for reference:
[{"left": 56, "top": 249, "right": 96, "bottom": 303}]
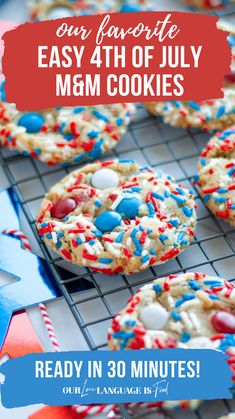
[
  {"left": 143, "top": 82, "right": 235, "bottom": 132},
  {"left": 182, "top": 0, "right": 235, "bottom": 9},
  {"left": 108, "top": 272, "right": 235, "bottom": 408},
  {"left": 197, "top": 127, "right": 235, "bottom": 226},
  {"left": 29, "top": 0, "right": 149, "bottom": 21},
  {"left": 37, "top": 160, "right": 196, "bottom": 275},
  {"left": 0, "top": 82, "right": 134, "bottom": 165}
]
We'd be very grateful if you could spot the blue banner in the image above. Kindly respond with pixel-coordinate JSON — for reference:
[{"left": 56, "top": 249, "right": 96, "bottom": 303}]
[{"left": 0, "top": 349, "right": 232, "bottom": 407}]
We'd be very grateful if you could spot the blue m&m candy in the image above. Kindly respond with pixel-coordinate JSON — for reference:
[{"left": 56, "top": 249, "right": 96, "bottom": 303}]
[
  {"left": 120, "top": 4, "right": 141, "bottom": 12},
  {"left": 117, "top": 197, "right": 142, "bottom": 219},
  {"left": 0, "top": 81, "right": 6, "bottom": 102},
  {"left": 18, "top": 113, "right": 45, "bottom": 133},
  {"left": 95, "top": 211, "right": 122, "bottom": 232}
]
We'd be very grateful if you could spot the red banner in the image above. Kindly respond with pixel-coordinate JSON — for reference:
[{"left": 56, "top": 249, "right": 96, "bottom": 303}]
[{"left": 2, "top": 12, "right": 230, "bottom": 110}]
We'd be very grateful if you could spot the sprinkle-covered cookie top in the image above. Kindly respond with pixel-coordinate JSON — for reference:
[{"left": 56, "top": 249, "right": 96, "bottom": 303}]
[
  {"left": 0, "top": 81, "right": 134, "bottom": 165},
  {"left": 29, "top": 0, "right": 149, "bottom": 21},
  {"left": 108, "top": 272, "right": 235, "bottom": 356},
  {"left": 143, "top": 83, "right": 235, "bottom": 131},
  {"left": 37, "top": 160, "right": 197, "bottom": 275},
  {"left": 197, "top": 127, "right": 235, "bottom": 226}
]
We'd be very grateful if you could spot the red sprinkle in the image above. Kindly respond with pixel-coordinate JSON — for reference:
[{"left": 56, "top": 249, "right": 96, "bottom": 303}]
[
  {"left": 61, "top": 249, "right": 72, "bottom": 261},
  {"left": 160, "top": 248, "right": 179, "bottom": 262}
]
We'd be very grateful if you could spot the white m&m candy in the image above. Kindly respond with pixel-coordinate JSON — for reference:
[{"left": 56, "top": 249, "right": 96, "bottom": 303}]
[
  {"left": 47, "top": 7, "right": 74, "bottom": 20},
  {"left": 91, "top": 168, "right": 119, "bottom": 189},
  {"left": 140, "top": 303, "right": 169, "bottom": 330}
]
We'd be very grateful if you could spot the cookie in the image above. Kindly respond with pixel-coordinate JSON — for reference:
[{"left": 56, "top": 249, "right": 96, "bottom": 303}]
[
  {"left": 182, "top": 0, "right": 235, "bottom": 9},
  {"left": 143, "top": 21, "right": 235, "bottom": 132},
  {"left": 0, "top": 82, "right": 134, "bottom": 165},
  {"left": 37, "top": 160, "right": 197, "bottom": 275},
  {"left": 197, "top": 127, "right": 235, "bottom": 226},
  {"left": 29, "top": 0, "right": 148, "bottom": 21},
  {"left": 143, "top": 82, "right": 235, "bottom": 132},
  {"left": 108, "top": 272, "right": 235, "bottom": 408},
  {"left": 218, "top": 20, "right": 235, "bottom": 72},
  {"left": 218, "top": 414, "right": 235, "bottom": 419}
]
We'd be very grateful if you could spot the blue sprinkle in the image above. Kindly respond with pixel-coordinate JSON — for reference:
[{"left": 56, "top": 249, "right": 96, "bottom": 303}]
[
  {"left": 188, "top": 101, "right": 200, "bottom": 111},
  {"left": 209, "top": 294, "right": 219, "bottom": 300},
  {"left": 180, "top": 331, "right": 191, "bottom": 343},
  {"left": 88, "top": 130, "right": 99, "bottom": 138},
  {"left": 170, "top": 194, "right": 187, "bottom": 204},
  {"left": 150, "top": 249, "right": 156, "bottom": 255},
  {"left": 99, "top": 258, "right": 113, "bottom": 264},
  {"left": 176, "top": 187, "right": 185, "bottom": 196},
  {"left": 76, "top": 238, "right": 83, "bottom": 245},
  {"left": 217, "top": 188, "right": 228, "bottom": 194},
  {"left": 95, "top": 200, "right": 102, "bottom": 207},
  {"left": 131, "top": 228, "right": 138, "bottom": 238},
  {"left": 203, "top": 195, "right": 211, "bottom": 203},
  {"left": 120, "top": 4, "right": 140, "bottom": 12},
  {"left": 171, "top": 311, "right": 181, "bottom": 321},
  {"left": 183, "top": 293, "right": 196, "bottom": 301},
  {"left": 177, "top": 231, "right": 185, "bottom": 242},
  {"left": 56, "top": 240, "right": 62, "bottom": 249},
  {"left": 116, "top": 117, "right": 123, "bottom": 126},
  {"left": 0, "top": 80, "right": 6, "bottom": 101},
  {"left": 159, "top": 234, "right": 169, "bottom": 243},
  {"left": 152, "top": 192, "right": 164, "bottom": 201},
  {"left": 91, "top": 229, "right": 103, "bottom": 237},
  {"left": 200, "top": 158, "right": 206, "bottom": 166},
  {"left": 57, "top": 232, "right": 64, "bottom": 238},
  {"left": 64, "top": 133, "right": 73, "bottom": 141},
  {"left": 174, "top": 101, "right": 182, "bottom": 108},
  {"left": 92, "top": 110, "right": 109, "bottom": 122},
  {"left": 216, "top": 105, "right": 226, "bottom": 118},
  {"left": 175, "top": 298, "right": 184, "bottom": 307},
  {"left": 147, "top": 202, "right": 155, "bottom": 217},
  {"left": 182, "top": 206, "right": 193, "bottom": 217},
  {"left": 188, "top": 280, "right": 201, "bottom": 291},
  {"left": 141, "top": 255, "right": 149, "bottom": 263},
  {"left": 116, "top": 232, "right": 125, "bottom": 243},
  {"left": 119, "top": 159, "right": 134, "bottom": 163},
  {"left": 125, "top": 320, "right": 136, "bottom": 327},
  {"left": 214, "top": 197, "right": 226, "bottom": 203},
  {"left": 227, "top": 167, "right": 235, "bottom": 176},
  {"left": 58, "top": 122, "right": 66, "bottom": 133},
  {"left": 153, "top": 284, "right": 162, "bottom": 294},
  {"left": 132, "top": 237, "right": 142, "bottom": 254},
  {"left": 169, "top": 219, "right": 179, "bottom": 227},
  {"left": 74, "top": 107, "right": 85, "bottom": 114}
]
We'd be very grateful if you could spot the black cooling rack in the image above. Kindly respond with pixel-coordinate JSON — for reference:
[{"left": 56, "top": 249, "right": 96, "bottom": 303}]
[
  {"left": 1, "top": 2, "right": 235, "bottom": 418},
  {"left": 1, "top": 106, "right": 235, "bottom": 418}
]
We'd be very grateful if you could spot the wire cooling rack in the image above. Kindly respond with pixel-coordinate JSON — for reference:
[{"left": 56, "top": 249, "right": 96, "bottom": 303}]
[
  {"left": 1, "top": 3, "right": 235, "bottom": 419},
  {"left": 1, "top": 106, "right": 235, "bottom": 419}
]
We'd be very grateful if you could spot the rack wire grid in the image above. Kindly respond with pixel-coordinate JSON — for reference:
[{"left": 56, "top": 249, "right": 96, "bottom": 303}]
[{"left": 1, "top": 4, "right": 235, "bottom": 419}]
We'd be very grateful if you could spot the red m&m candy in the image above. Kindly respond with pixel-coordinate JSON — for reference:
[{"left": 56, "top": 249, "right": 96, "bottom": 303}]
[
  {"left": 51, "top": 198, "right": 76, "bottom": 219},
  {"left": 211, "top": 311, "right": 235, "bottom": 334},
  {"left": 224, "top": 72, "right": 235, "bottom": 84}
]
